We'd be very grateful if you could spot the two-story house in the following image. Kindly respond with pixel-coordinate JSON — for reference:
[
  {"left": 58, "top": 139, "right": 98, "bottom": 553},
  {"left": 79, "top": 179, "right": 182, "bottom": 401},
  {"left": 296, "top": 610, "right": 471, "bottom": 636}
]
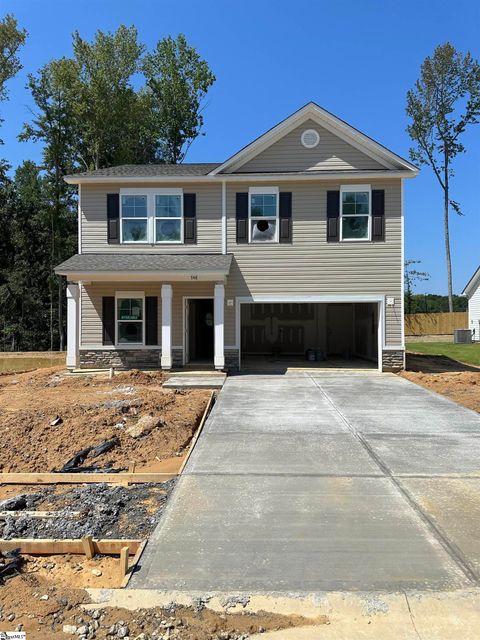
[{"left": 55, "top": 102, "right": 418, "bottom": 373}]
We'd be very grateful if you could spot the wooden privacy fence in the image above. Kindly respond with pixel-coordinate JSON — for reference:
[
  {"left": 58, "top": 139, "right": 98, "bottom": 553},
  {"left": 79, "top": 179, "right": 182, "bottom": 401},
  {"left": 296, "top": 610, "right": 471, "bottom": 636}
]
[{"left": 405, "top": 312, "right": 468, "bottom": 336}]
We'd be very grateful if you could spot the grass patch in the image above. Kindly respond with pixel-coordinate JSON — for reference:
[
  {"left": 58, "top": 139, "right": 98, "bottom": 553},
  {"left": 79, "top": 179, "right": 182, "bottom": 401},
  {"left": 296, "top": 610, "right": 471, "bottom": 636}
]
[
  {"left": 406, "top": 342, "right": 480, "bottom": 367},
  {"left": 0, "top": 354, "right": 65, "bottom": 373}
]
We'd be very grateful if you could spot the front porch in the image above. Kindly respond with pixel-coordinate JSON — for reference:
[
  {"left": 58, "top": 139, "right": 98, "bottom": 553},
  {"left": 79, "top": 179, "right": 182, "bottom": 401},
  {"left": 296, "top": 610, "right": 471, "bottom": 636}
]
[{"left": 56, "top": 254, "right": 233, "bottom": 372}]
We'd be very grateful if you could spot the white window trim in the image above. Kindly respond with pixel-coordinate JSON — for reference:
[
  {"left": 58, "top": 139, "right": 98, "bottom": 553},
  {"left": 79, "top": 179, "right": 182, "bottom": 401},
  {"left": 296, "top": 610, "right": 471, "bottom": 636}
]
[
  {"left": 339, "top": 184, "right": 371, "bottom": 242},
  {"left": 119, "top": 188, "right": 184, "bottom": 245},
  {"left": 115, "top": 290, "right": 145, "bottom": 347},
  {"left": 248, "top": 186, "right": 279, "bottom": 244}
]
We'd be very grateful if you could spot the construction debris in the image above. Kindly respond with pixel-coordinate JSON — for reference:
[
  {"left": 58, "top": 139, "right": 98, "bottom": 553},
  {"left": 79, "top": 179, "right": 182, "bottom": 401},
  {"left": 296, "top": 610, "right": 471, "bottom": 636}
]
[
  {"left": 58, "top": 438, "right": 122, "bottom": 473},
  {"left": 0, "top": 482, "right": 174, "bottom": 540},
  {"left": 0, "top": 549, "right": 23, "bottom": 584}
]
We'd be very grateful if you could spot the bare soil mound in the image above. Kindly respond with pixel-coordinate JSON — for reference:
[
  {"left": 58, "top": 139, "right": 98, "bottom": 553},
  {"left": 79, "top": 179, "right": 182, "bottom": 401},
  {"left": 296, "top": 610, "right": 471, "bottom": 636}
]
[{"left": 0, "top": 367, "right": 210, "bottom": 472}]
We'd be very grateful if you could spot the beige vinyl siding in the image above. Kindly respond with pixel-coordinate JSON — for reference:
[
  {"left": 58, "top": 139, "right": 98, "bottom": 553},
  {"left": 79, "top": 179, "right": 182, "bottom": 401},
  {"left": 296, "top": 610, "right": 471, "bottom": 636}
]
[
  {"left": 81, "top": 182, "right": 222, "bottom": 253},
  {"left": 81, "top": 281, "right": 216, "bottom": 347},
  {"left": 236, "top": 119, "right": 385, "bottom": 173},
  {"left": 224, "top": 179, "right": 403, "bottom": 347}
]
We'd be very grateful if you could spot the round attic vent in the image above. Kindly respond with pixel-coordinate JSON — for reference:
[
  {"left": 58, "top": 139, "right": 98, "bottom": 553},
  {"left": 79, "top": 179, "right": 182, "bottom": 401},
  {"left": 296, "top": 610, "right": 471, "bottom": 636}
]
[{"left": 301, "top": 129, "right": 320, "bottom": 149}]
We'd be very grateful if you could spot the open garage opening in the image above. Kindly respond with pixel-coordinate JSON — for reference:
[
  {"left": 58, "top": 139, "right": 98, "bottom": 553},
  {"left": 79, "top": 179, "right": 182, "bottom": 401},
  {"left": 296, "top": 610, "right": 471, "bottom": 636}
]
[{"left": 240, "top": 302, "right": 379, "bottom": 372}]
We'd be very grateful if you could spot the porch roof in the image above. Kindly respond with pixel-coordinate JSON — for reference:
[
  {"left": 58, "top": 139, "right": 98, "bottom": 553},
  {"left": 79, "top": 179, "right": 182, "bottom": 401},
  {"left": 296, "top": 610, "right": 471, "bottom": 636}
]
[{"left": 55, "top": 253, "right": 233, "bottom": 282}]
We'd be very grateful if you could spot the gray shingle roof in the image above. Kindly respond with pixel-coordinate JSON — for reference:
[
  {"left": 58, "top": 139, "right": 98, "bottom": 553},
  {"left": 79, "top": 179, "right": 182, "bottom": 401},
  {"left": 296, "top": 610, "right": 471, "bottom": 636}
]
[
  {"left": 55, "top": 253, "right": 233, "bottom": 275},
  {"left": 65, "top": 163, "right": 220, "bottom": 179}
]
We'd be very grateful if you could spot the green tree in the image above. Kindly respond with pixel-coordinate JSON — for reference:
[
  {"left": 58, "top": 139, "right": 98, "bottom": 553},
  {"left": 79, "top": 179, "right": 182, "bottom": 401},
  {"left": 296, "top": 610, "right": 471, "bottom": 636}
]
[
  {"left": 20, "top": 59, "right": 78, "bottom": 349},
  {"left": 0, "top": 13, "right": 26, "bottom": 169},
  {"left": 406, "top": 43, "right": 480, "bottom": 312},
  {"left": 142, "top": 34, "right": 216, "bottom": 163}
]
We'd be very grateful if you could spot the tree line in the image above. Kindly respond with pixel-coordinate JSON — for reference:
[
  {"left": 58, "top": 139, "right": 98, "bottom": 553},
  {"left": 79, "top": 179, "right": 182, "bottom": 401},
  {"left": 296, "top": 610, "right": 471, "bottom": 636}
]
[
  {"left": 0, "top": 13, "right": 478, "bottom": 351},
  {"left": 0, "top": 16, "right": 215, "bottom": 351}
]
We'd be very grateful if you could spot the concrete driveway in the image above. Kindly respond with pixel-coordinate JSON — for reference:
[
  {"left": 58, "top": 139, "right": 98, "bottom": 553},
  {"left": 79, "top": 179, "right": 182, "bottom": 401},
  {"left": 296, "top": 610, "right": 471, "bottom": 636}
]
[{"left": 131, "top": 371, "right": 480, "bottom": 592}]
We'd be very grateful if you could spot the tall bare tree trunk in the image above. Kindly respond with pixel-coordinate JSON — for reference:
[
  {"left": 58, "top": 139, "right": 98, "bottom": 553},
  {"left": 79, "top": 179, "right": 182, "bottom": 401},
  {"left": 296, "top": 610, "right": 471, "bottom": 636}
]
[
  {"left": 58, "top": 277, "right": 64, "bottom": 351},
  {"left": 444, "top": 164, "right": 454, "bottom": 313}
]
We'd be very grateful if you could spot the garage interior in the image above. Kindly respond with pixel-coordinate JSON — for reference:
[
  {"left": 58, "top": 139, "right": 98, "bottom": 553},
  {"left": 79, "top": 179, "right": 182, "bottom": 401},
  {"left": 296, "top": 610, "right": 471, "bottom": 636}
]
[{"left": 240, "top": 302, "right": 379, "bottom": 371}]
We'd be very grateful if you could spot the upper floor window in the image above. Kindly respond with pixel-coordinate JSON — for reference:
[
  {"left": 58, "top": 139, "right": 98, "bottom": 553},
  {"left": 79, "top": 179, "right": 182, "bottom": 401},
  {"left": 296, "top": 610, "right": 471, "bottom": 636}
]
[
  {"left": 120, "top": 189, "right": 183, "bottom": 244},
  {"left": 121, "top": 195, "right": 148, "bottom": 242},
  {"left": 155, "top": 194, "right": 183, "bottom": 243},
  {"left": 249, "top": 187, "right": 279, "bottom": 243},
  {"left": 340, "top": 185, "right": 371, "bottom": 241}
]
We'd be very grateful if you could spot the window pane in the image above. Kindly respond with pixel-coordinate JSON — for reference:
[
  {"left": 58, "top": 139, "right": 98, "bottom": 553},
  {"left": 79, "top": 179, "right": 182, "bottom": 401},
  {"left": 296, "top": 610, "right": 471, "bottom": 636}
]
[
  {"left": 251, "top": 218, "right": 277, "bottom": 242},
  {"left": 118, "top": 322, "right": 143, "bottom": 344},
  {"left": 156, "top": 218, "right": 181, "bottom": 242},
  {"left": 250, "top": 193, "right": 277, "bottom": 217},
  {"left": 342, "top": 216, "right": 369, "bottom": 240},
  {"left": 355, "top": 192, "right": 369, "bottom": 204},
  {"left": 117, "top": 298, "right": 143, "bottom": 321},
  {"left": 121, "top": 195, "right": 147, "bottom": 217},
  {"left": 122, "top": 219, "right": 147, "bottom": 242},
  {"left": 342, "top": 202, "right": 355, "bottom": 214},
  {"left": 355, "top": 202, "right": 369, "bottom": 214},
  {"left": 342, "top": 192, "right": 355, "bottom": 204},
  {"left": 155, "top": 195, "right": 181, "bottom": 218}
]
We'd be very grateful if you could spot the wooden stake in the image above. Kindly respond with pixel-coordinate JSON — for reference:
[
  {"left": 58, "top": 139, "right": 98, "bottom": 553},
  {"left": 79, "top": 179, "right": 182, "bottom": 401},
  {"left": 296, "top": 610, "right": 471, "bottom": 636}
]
[
  {"left": 120, "top": 539, "right": 147, "bottom": 588},
  {"left": 119, "top": 546, "right": 129, "bottom": 579},
  {"left": 81, "top": 536, "right": 95, "bottom": 560}
]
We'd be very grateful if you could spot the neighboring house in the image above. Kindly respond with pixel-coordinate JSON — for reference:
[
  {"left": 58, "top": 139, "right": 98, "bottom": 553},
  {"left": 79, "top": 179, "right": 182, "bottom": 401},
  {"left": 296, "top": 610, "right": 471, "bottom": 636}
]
[
  {"left": 55, "top": 102, "right": 418, "bottom": 372},
  {"left": 462, "top": 266, "right": 480, "bottom": 342}
]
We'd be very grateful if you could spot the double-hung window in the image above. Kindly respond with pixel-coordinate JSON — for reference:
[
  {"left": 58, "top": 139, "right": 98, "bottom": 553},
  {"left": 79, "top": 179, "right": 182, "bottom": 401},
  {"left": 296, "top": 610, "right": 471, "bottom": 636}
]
[
  {"left": 340, "top": 185, "right": 371, "bottom": 241},
  {"left": 155, "top": 192, "right": 183, "bottom": 243},
  {"left": 116, "top": 293, "right": 144, "bottom": 345},
  {"left": 121, "top": 195, "right": 148, "bottom": 242},
  {"left": 120, "top": 189, "right": 183, "bottom": 244},
  {"left": 249, "top": 187, "right": 279, "bottom": 243}
]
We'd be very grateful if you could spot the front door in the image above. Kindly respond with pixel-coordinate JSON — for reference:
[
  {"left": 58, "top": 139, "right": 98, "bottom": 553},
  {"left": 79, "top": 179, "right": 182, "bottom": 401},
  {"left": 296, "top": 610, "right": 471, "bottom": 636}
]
[{"left": 187, "top": 299, "right": 214, "bottom": 363}]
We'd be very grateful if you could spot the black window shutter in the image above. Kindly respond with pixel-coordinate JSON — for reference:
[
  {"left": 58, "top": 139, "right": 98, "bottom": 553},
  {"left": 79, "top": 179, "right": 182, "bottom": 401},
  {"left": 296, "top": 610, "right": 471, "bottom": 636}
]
[
  {"left": 372, "top": 190, "right": 385, "bottom": 241},
  {"left": 183, "top": 193, "right": 196, "bottom": 244},
  {"left": 145, "top": 296, "right": 158, "bottom": 345},
  {"left": 107, "top": 194, "right": 120, "bottom": 244},
  {"left": 236, "top": 192, "right": 248, "bottom": 243},
  {"left": 327, "top": 191, "right": 340, "bottom": 242},
  {"left": 102, "top": 296, "right": 115, "bottom": 345},
  {"left": 279, "top": 192, "right": 292, "bottom": 243}
]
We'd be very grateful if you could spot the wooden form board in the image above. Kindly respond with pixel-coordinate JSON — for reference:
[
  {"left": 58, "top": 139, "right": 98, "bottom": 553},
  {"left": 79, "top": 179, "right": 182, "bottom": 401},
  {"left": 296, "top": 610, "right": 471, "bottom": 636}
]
[
  {"left": 0, "top": 472, "right": 177, "bottom": 485},
  {"left": 179, "top": 391, "right": 215, "bottom": 474},
  {"left": 0, "top": 538, "right": 141, "bottom": 555}
]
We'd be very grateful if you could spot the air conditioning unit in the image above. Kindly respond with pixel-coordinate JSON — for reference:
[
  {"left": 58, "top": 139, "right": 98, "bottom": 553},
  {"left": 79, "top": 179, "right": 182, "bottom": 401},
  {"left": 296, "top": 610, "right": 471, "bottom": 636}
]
[{"left": 454, "top": 329, "right": 472, "bottom": 344}]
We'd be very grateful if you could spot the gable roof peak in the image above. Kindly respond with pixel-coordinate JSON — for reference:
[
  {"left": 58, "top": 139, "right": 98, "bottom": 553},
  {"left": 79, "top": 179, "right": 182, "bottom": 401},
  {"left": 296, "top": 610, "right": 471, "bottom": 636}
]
[{"left": 210, "top": 102, "right": 418, "bottom": 176}]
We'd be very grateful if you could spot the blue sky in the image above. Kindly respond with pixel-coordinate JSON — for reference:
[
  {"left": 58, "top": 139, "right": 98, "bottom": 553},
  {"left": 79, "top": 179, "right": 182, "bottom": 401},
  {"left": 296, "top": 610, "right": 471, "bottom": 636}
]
[{"left": 1, "top": 0, "right": 479, "bottom": 294}]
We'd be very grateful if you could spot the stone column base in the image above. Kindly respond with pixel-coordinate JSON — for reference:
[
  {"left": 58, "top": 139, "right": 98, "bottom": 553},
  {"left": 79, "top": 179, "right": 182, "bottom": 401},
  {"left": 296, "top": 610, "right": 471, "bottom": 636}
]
[
  {"left": 224, "top": 348, "right": 240, "bottom": 372},
  {"left": 382, "top": 349, "right": 404, "bottom": 372}
]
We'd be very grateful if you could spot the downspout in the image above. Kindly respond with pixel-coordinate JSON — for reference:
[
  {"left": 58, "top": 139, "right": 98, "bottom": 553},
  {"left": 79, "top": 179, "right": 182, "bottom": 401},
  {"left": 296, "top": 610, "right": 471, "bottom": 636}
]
[{"left": 222, "top": 180, "right": 227, "bottom": 255}]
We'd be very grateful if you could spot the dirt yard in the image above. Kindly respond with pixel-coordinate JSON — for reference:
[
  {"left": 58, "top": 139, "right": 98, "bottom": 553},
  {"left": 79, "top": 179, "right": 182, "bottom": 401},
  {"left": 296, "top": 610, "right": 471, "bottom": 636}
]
[
  {"left": 0, "top": 570, "right": 322, "bottom": 639},
  {"left": 0, "top": 367, "right": 210, "bottom": 472},
  {"left": 400, "top": 352, "right": 480, "bottom": 413}
]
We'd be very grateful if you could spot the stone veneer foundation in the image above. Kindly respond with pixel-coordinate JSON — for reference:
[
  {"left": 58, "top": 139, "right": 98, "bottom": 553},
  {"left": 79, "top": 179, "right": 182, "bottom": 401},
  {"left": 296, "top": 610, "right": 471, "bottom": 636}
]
[
  {"left": 382, "top": 349, "right": 404, "bottom": 372},
  {"left": 79, "top": 349, "right": 161, "bottom": 369}
]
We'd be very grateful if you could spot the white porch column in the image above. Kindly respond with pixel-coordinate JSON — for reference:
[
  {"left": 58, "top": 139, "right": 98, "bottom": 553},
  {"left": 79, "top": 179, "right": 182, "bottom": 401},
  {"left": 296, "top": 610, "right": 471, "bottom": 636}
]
[
  {"left": 214, "top": 283, "right": 225, "bottom": 370},
  {"left": 161, "top": 284, "right": 173, "bottom": 369},
  {"left": 66, "top": 283, "right": 79, "bottom": 369}
]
